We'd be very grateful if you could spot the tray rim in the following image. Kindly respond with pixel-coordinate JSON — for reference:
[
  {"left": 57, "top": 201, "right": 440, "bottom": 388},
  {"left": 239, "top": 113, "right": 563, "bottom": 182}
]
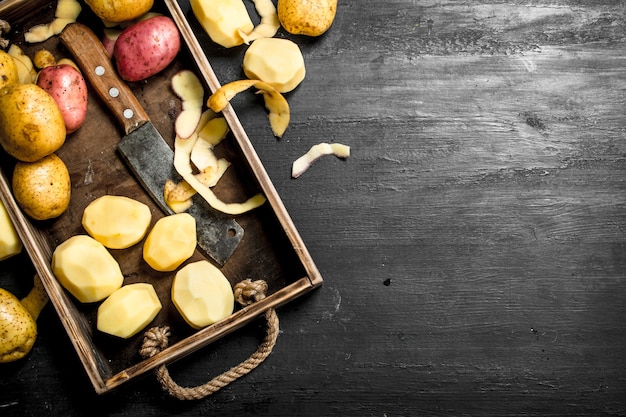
[{"left": 0, "top": 0, "right": 323, "bottom": 394}]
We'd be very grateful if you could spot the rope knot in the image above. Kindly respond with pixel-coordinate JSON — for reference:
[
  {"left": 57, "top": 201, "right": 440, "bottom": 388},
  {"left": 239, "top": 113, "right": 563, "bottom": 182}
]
[
  {"left": 139, "top": 326, "right": 171, "bottom": 359},
  {"left": 138, "top": 279, "right": 277, "bottom": 400},
  {"left": 234, "top": 279, "right": 268, "bottom": 306}
]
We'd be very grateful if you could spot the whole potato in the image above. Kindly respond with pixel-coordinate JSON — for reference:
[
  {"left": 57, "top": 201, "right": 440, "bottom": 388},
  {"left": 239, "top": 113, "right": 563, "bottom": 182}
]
[
  {"left": 114, "top": 16, "right": 181, "bottom": 82},
  {"left": 37, "top": 64, "right": 88, "bottom": 134},
  {"left": 0, "top": 50, "right": 19, "bottom": 89},
  {"left": 0, "top": 288, "right": 37, "bottom": 363},
  {"left": 278, "top": 0, "right": 337, "bottom": 36},
  {"left": 85, "top": 0, "right": 153, "bottom": 23},
  {"left": 0, "top": 83, "right": 66, "bottom": 162},
  {"left": 12, "top": 153, "right": 71, "bottom": 221}
]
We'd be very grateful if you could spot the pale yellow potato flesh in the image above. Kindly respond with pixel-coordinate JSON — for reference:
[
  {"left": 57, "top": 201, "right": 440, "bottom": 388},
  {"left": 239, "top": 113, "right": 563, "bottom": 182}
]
[
  {"left": 173, "top": 128, "right": 266, "bottom": 214},
  {"left": 243, "top": 37, "right": 306, "bottom": 93},
  {"left": 82, "top": 195, "right": 152, "bottom": 249},
  {"left": 143, "top": 213, "right": 197, "bottom": 272},
  {"left": 190, "top": 0, "right": 253, "bottom": 48},
  {"left": 0, "top": 199, "right": 22, "bottom": 261},
  {"left": 292, "top": 142, "right": 350, "bottom": 178},
  {"left": 52, "top": 235, "right": 124, "bottom": 303},
  {"left": 171, "top": 260, "right": 234, "bottom": 329},
  {"left": 7, "top": 44, "right": 37, "bottom": 84},
  {"left": 168, "top": 109, "right": 266, "bottom": 214},
  {"left": 172, "top": 69, "right": 204, "bottom": 139},
  {"left": 24, "top": 0, "right": 82, "bottom": 43},
  {"left": 238, "top": 0, "right": 280, "bottom": 44},
  {"left": 97, "top": 283, "right": 162, "bottom": 339}
]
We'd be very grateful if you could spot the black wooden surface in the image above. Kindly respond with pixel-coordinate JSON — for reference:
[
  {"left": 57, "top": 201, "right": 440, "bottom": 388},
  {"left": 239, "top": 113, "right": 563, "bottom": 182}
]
[{"left": 2, "top": 0, "right": 626, "bottom": 415}]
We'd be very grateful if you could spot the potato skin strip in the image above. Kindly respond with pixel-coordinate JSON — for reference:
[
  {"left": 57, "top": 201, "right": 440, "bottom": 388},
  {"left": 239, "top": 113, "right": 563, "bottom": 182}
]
[
  {"left": 171, "top": 69, "right": 205, "bottom": 139},
  {"left": 238, "top": 0, "right": 280, "bottom": 44},
  {"left": 292, "top": 143, "right": 350, "bottom": 178},
  {"left": 208, "top": 79, "right": 290, "bottom": 138},
  {"left": 171, "top": 110, "right": 266, "bottom": 215}
]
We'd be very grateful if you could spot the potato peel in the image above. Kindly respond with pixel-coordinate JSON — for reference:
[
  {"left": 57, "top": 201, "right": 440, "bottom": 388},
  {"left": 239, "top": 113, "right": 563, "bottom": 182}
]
[
  {"left": 292, "top": 143, "right": 350, "bottom": 178},
  {"left": 24, "top": 0, "right": 82, "bottom": 43},
  {"left": 168, "top": 109, "right": 266, "bottom": 215},
  {"left": 208, "top": 79, "right": 290, "bottom": 138},
  {"left": 238, "top": 0, "right": 280, "bottom": 44},
  {"left": 172, "top": 69, "right": 205, "bottom": 139}
]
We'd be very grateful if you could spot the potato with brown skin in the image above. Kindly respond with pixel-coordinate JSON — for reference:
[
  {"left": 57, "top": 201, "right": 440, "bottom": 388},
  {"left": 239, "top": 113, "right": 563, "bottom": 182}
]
[
  {"left": 0, "top": 83, "right": 66, "bottom": 162},
  {"left": 278, "top": 0, "right": 337, "bottom": 36},
  {"left": 0, "top": 288, "right": 37, "bottom": 363},
  {"left": 0, "top": 275, "right": 48, "bottom": 363},
  {"left": 0, "top": 50, "right": 18, "bottom": 89},
  {"left": 37, "top": 64, "right": 88, "bottom": 134},
  {"left": 85, "top": 0, "right": 154, "bottom": 23},
  {"left": 12, "top": 153, "right": 71, "bottom": 221}
]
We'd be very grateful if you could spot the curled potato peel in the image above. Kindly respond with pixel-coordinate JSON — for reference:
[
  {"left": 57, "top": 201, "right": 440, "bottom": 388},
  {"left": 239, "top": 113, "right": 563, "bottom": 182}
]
[
  {"left": 238, "top": 0, "right": 280, "bottom": 44},
  {"left": 208, "top": 79, "right": 290, "bottom": 138},
  {"left": 168, "top": 109, "right": 266, "bottom": 215},
  {"left": 292, "top": 143, "right": 350, "bottom": 178}
]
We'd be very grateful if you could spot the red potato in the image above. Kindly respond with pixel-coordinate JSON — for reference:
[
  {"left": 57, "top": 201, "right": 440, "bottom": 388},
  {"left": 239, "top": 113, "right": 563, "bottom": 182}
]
[
  {"left": 113, "top": 16, "right": 181, "bottom": 82},
  {"left": 36, "top": 64, "right": 88, "bottom": 134}
]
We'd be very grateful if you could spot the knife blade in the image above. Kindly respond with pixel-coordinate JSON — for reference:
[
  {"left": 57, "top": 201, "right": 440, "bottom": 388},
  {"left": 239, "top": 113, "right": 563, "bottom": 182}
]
[{"left": 59, "top": 22, "right": 243, "bottom": 265}]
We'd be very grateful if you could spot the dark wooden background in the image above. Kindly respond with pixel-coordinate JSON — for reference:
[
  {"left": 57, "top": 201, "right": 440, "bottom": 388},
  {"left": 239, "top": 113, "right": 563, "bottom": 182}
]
[{"left": 1, "top": 0, "right": 625, "bottom": 415}]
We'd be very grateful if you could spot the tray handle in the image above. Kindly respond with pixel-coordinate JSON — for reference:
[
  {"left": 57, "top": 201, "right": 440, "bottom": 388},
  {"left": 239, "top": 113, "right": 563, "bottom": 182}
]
[{"left": 138, "top": 279, "right": 279, "bottom": 400}]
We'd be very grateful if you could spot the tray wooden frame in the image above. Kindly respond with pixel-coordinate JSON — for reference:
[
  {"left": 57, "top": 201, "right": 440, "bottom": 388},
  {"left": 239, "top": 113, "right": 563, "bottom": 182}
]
[{"left": 0, "top": 0, "right": 322, "bottom": 394}]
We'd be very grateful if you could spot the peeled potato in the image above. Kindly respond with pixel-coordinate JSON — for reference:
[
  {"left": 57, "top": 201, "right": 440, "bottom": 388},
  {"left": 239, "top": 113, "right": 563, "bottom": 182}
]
[
  {"left": 52, "top": 235, "right": 124, "bottom": 303},
  {"left": 171, "top": 260, "right": 234, "bottom": 329},
  {"left": 190, "top": 0, "right": 253, "bottom": 48},
  {"left": 12, "top": 154, "right": 71, "bottom": 221},
  {"left": 82, "top": 195, "right": 152, "bottom": 249},
  {"left": 97, "top": 283, "right": 161, "bottom": 339},
  {"left": 243, "top": 37, "right": 305, "bottom": 93},
  {"left": 143, "top": 213, "right": 197, "bottom": 272},
  {"left": 277, "top": 0, "right": 337, "bottom": 36}
]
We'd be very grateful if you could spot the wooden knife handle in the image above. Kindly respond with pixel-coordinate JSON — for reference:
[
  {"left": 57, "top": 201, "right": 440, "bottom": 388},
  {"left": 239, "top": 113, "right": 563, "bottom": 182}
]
[{"left": 59, "top": 23, "right": 150, "bottom": 135}]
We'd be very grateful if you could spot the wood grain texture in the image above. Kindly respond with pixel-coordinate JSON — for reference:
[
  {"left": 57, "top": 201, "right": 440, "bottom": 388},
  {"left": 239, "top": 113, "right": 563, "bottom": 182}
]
[{"left": 1, "top": 0, "right": 625, "bottom": 415}]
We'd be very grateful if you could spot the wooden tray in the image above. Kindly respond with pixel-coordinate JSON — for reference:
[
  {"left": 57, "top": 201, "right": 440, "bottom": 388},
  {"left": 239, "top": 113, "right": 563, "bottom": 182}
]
[{"left": 0, "top": 0, "right": 322, "bottom": 394}]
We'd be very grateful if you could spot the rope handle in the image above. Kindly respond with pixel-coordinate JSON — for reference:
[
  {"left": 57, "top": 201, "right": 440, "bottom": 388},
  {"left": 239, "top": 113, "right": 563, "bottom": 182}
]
[{"left": 139, "top": 279, "right": 279, "bottom": 400}]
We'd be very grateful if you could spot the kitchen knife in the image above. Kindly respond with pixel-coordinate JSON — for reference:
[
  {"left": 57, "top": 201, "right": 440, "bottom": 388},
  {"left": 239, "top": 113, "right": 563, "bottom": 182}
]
[{"left": 59, "top": 22, "right": 243, "bottom": 266}]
